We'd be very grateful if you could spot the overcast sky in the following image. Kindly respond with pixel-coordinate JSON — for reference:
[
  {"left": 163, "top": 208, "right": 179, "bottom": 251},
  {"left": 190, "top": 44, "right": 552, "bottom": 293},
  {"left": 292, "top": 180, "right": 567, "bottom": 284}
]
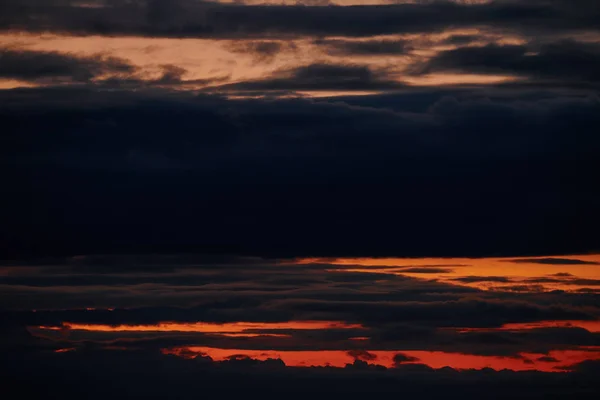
[{"left": 1, "top": 2, "right": 600, "bottom": 398}]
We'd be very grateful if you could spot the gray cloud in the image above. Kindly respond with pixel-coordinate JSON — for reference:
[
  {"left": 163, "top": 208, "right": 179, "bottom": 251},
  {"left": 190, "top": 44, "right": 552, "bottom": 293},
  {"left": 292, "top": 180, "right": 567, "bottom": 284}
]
[
  {"left": 393, "top": 352, "right": 420, "bottom": 366},
  {"left": 227, "top": 40, "right": 297, "bottom": 63},
  {"left": 412, "top": 40, "right": 600, "bottom": 86},
  {"left": 211, "top": 62, "right": 405, "bottom": 91},
  {"left": 441, "top": 34, "right": 483, "bottom": 45},
  {"left": 1, "top": 0, "right": 599, "bottom": 38},
  {"left": 0, "top": 48, "right": 135, "bottom": 83},
  {"left": 1, "top": 87, "right": 600, "bottom": 259},
  {"left": 315, "top": 38, "right": 411, "bottom": 56}
]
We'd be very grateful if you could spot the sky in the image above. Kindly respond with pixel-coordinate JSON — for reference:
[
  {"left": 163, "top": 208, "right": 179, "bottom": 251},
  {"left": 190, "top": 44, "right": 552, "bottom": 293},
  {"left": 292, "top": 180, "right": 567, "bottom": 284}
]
[{"left": 1, "top": 1, "right": 600, "bottom": 398}]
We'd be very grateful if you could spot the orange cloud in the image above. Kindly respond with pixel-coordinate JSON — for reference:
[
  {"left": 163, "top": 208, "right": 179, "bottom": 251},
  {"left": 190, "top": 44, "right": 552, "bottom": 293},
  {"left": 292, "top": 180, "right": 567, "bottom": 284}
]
[
  {"left": 298, "top": 255, "right": 600, "bottom": 292},
  {"left": 38, "top": 320, "right": 363, "bottom": 334}
]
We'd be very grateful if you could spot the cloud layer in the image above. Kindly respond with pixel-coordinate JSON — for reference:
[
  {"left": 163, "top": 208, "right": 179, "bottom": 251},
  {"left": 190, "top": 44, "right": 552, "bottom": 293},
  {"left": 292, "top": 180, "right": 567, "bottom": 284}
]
[
  {"left": 2, "top": 254, "right": 600, "bottom": 400},
  {"left": 2, "top": 1, "right": 599, "bottom": 38},
  {"left": 1, "top": 86, "right": 599, "bottom": 257},
  {"left": 2, "top": 1, "right": 600, "bottom": 397}
]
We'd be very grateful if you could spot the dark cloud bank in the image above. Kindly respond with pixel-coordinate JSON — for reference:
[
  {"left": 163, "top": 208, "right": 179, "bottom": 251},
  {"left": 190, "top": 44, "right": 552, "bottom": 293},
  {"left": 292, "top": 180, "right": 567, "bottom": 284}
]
[
  {"left": 412, "top": 40, "right": 600, "bottom": 86},
  {"left": 2, "top": 2, "right": 600, "bottom": 397},
  {"left": 1, "top": 0, "right": 599, "bottom": 38},
  {"left": 3, "top": 346, "right": 599, "bottom": 399},
  {"left": 215, "top": 63, "right": 405, "bottom": 91},
  {"left": 2, "top": 256, "right": 600, "bottom": 352},
  {"left": 0, "top": 47, "right": 214, "bottom": 86},
  {"left": 0, "top": 48, "right": 135, "bottom": 83},
  {"left": 1, "top": 85, "right": 599, "bottom": 258}
]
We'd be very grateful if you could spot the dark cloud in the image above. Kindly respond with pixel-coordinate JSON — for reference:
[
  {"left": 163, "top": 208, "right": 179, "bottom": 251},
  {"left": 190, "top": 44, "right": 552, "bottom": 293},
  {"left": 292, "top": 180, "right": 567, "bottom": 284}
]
[
  {"left": 0, "top": 48, "right": 135, "bottom": 83},
  {"left": 1, "top": 87, "right": 599, "bottom": 258},
  {"left": 456, "top": 274, "right": 600, "bottom": 292},
  {"left": 441, "top": 34, "right": 482, "bottom": 45},
  {"left": 491, "top": 285, "right": 547, "bottom": 293},
  {"left": 220, "top": 354, "right": 286, "bottom": 369},
  {"left": 2, "top": 254, "right": 600, "bottom": 380},
  {"left": 343, "top": 358, "right": 387, "bottom": 371},
  {"left": 154, "top": 64, "right": 187, "bottom": 84},
  {"left": 508, "top": 258, "right": 600, "bottom": 265},
  {"left": 525, "top": 277, "right": 600, "bottom": 286},
  {"left": 347, "top": 349, "right": 377, "bottom": 361},
  {"left": 273, "top": 297, "right": 594, "bottom": 327},
  {"left": 4, "top": 345, "right": 599, "bottom": 400},
  {"left": 1, "top": 0, "right": 599, "bottom": 38},
  {"left": 0, "top": 256, "right": 482, "bottom": 310},
  {"left": 399, "top": 267, "right": 454, "bottom": 274},
  {"left": 1, "top": 1, "right": 599, "bottom": 395},
  {"left": 28, "top": 319, "right": 600, "bottom": 358},
  {"left": 413, "top": 40, "right": 600, "bottom": 86},
  {"left": 453, "top": 277, "right": 513, "bottom": 283},
  {"left": 227, "top": 40, "right": 297, "bottom": 64},
  {"left": 315, "top": 38, "right": 411, "bottom": 56},
  {"left": 3, "top": 257, "right": 598, "bottom": 356},
  {"left": 211, "top": 63, "right": 404, "bottom": 91},
  {"left": 536, "top": 356, "right": 559, "bottom": 362},
  {"left": 0, "top": 48, "right": 215, "bottom": 88},
  {"left": 393, "top": 352, "right": 420, "bottom": 366},
  {"left": 575, "top": 288, "right": 600, "bottom": 294},
  {"left": 567, "top": 359, "right": 600, "bottom": 374}
]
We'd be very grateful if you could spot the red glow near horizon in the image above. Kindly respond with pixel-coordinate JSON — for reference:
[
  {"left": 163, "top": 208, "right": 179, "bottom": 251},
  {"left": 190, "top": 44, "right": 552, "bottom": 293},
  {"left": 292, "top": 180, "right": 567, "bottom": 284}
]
[
  {"left": 37, "top": 320, "right": 364, "bottom": 334},
  {"left": 162, "top": 346, "right": 600, "bottom": 372}
]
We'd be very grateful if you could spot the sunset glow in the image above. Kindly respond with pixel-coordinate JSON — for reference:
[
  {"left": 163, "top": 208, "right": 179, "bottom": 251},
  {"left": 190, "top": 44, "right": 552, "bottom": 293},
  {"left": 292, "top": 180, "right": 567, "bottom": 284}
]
[
  {"left": 38, "top": 321, "right": 364, "bottom": 333},
  {"left": 298, "top": 255, "right": 600, "bottom": 292},
  {"left": 3, "top": 0, "right": 600, "bottom": 397},
  {"left": 162, "top": 346, "right": 600, "bottom": 372}
]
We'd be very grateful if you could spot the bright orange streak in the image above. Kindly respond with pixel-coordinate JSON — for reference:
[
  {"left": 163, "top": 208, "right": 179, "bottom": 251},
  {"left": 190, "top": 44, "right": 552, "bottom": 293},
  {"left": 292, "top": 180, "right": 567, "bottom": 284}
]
[
  {"left": 40, "top": 326, "right": 63, "bottom": 331},
  {"left": 455, "top": 320, "right": 600, "bottom": 333},
  {"left": 403, "top": 73, "right": 519, "bottom": 86},
  {"left": 298, "top": 255, "right": 600, "bottom": 293},
  {"left": 164, "top": 346, "right": 600, "bottom": 372},
  {"left": 38, "top": 321, "right": 363, "bottom": 333}
]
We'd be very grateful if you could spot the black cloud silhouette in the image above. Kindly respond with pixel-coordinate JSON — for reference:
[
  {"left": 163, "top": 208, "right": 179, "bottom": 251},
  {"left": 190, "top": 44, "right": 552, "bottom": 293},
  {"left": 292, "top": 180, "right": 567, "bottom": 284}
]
[{"left": 1, "top": 87, "right": 599, "bottom": 258}]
